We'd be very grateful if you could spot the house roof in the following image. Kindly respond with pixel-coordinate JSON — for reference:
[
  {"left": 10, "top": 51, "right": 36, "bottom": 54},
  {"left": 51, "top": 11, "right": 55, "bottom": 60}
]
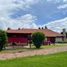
[{"left": 6, "top": 28, "right": 64, "bottom": 37}]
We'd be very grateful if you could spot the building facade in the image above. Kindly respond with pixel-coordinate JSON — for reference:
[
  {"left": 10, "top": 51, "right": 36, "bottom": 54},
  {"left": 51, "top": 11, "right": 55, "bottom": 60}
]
[{"left": 6, "top": 28, "right": 64, "bottom": 46}]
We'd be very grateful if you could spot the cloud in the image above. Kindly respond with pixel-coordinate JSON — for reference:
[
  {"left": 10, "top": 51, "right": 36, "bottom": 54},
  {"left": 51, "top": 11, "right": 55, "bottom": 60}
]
[
  {"left": 1, "top": 0, "right": 67, "bottom": 31},
  {"left": 0, "top": 14, "right": 38, "bottom": 29},
  {"left": 10, "top": 14, "right": 38, "bottom": 29},
  {"left": 0, "top": 0, "right": 39, "bottom": 11},
  {"left": 0, "top": 0, "right": 39, "bottom": 30},
  {"left": 17, "top": 14, "right": 37, "bottom": 23},
  {"left": 57, "top": 4, "right": 67, "bottom": 9},
  {"left": 43, "top": 17, "right": 67, "bottom": 32},
  {"left": 46, "top": 0, "right": 67, "bottom": 3},
  {"left": 63, "top": 0, "right": 67, "bottom": 2},
  {"left": 46, "top": 0, "right": 61, "bottom": 3},
  {"left": 0, "top": 0, "right": 39, "bottom": 17}
]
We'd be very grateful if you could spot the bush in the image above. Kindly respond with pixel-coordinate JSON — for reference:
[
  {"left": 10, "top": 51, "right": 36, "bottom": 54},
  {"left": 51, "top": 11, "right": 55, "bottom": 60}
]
[
  {"left": 32, "top": 32, "right": 45, "bottom": 48},
  {"left": 0, "top": 30, "right": 7, "bottom": 51}
]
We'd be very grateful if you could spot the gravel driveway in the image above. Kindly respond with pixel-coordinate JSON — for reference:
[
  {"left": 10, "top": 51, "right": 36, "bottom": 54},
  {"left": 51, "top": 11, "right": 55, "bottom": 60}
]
[{"left": 0, "top": 46, "right": 67, "bottom": 60}]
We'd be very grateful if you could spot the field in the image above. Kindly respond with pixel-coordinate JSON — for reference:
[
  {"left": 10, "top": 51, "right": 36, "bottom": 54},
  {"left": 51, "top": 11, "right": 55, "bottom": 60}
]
[{"left": 0, "top": 51, "right": 67, "bottom": 67}]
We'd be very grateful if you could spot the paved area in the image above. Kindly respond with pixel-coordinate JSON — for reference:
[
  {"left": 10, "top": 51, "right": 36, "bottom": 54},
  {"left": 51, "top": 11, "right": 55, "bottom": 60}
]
[{"left": 0, "top": 46, "right": 67, "bottom": 60}]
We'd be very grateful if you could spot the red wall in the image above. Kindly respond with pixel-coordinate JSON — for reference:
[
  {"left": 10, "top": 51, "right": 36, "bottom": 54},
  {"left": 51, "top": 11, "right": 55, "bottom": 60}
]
[
  {"left": 8, "top": 37, "right": 28, "bottom": 43},
  {"left": 47, "top": 37, "right": 55, "bottom": 43}
]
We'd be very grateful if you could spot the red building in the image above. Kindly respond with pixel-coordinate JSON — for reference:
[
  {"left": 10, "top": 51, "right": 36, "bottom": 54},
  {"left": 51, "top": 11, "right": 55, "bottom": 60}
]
[{"left": 6, "top": 28, "right": 64, "bottom": 46}]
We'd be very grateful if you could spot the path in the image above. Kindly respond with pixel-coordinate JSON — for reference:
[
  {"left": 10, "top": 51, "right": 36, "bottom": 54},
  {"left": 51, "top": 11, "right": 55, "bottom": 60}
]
[{"left": 0, "top": 46, "right": 67, "bottom": 60}]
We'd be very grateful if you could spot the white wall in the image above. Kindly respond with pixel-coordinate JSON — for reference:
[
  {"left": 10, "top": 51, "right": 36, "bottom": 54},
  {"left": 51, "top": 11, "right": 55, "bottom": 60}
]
[{"left": 55, "top": 37, "right": 63, "bottom": 42}]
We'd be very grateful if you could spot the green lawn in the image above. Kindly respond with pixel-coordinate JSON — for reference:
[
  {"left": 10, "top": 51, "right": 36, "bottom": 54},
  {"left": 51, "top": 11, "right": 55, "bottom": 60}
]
[
  {"left": 41, "top": 43, "right": 67, "bottom": 49},
  {"left": 0, "top": 51, "right": 67, "bottom": 67}
]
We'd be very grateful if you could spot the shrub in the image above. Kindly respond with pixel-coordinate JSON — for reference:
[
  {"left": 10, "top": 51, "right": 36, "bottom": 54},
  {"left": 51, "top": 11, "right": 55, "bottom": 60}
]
[
  {"left": 32, "top": 32, "right": 45, "bottom": 48},
  {"left": 0, "top": 30, "right": 7, "bottom": 51}
]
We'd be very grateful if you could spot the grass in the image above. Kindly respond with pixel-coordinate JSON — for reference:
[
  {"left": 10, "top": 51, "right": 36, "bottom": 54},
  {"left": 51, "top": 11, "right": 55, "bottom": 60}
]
[
  {"left": 0, "top": 51, "right": 67, "bottom": 67},
  {"left": 41, "top": 43, "right": 67, "bottom": 49},
  {"left": 0, "top": 43, "right": 67, "bottom": 53}
]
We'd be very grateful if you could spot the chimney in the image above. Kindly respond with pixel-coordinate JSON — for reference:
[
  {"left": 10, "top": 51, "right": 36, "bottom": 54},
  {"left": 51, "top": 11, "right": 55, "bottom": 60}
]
[
  {"left": 45, "top": 26, "right": 47, "bottom": 29},
  {"left": 38, "top": 27, "right": 40, "bottom": 29},
  {"left": 18, "top": 28, "right": 21, "bottom": 30},
  {"left": 7, "top": 28, "right": 11, "bottom": 30},
  {"left": 42, "top": 27, "right": 44, "bottom": 29}
]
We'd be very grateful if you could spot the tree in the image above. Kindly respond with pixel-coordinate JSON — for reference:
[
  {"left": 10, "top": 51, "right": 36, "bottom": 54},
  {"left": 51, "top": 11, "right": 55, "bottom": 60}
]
[
  {"left": 32, "top": 32, "right": 45, "bottom": 48},
  {"left": 0, "top": 30, "right": 7, "bottom": 51},
  {"left": 28, "top": 35, "right": 32, "bottom": 48}
]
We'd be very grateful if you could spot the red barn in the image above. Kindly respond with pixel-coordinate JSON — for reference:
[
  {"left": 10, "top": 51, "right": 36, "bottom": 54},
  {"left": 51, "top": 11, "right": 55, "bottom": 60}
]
[{"left": 6, "top": 28, "right": 64, "bottom": 46}]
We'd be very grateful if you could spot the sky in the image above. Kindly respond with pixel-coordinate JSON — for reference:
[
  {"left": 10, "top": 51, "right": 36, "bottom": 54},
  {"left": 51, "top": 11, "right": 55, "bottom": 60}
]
[{"left": 0, "top": 0, "right": 67, "bottom": 32}]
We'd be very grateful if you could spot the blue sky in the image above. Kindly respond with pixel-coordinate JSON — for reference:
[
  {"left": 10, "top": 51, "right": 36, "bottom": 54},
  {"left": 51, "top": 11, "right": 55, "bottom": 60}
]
[
  {"left": 0, "top": 0, "right": 67, "bottom": 32},
  {"left": 10, "top": 0, "right": 67, "bottom": 25}
]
